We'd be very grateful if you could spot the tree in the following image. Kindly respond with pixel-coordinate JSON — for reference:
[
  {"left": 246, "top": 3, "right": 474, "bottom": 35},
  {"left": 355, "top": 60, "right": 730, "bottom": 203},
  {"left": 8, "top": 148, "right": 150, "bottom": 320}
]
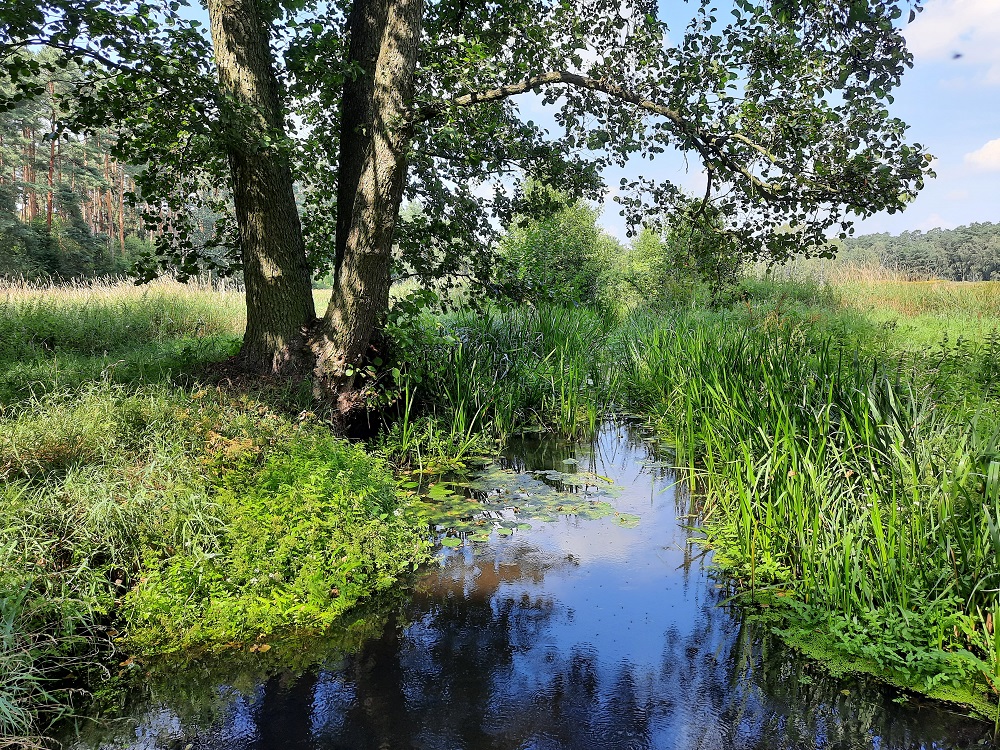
[
  {"left": 498, "top": 186, "right": 610, "bottom": 306},
  {"left": 2, "top": 0, "right": 932, "bottom": 403}
]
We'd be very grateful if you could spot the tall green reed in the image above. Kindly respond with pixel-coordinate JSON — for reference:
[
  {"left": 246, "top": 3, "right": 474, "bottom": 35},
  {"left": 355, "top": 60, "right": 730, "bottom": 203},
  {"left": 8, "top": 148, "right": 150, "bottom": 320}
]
[
  {"left": 611, "top": 308, "right": 1000, "bottom": 698},
  {"left": 395, "top": 304, "right": 613, "bottom": 445}
]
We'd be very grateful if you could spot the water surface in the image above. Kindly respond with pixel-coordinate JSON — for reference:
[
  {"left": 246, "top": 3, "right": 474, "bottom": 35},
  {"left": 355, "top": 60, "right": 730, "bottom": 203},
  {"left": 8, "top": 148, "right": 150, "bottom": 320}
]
[{"left": 70, "top": 425, "right": 992, "bottom": 749}]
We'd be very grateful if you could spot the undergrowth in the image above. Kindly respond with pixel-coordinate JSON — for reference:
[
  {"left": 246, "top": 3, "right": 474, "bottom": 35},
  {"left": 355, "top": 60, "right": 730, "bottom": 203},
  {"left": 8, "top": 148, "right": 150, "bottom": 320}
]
[{"left": 0, "top": 280, "right": 428, "bottom": 742}]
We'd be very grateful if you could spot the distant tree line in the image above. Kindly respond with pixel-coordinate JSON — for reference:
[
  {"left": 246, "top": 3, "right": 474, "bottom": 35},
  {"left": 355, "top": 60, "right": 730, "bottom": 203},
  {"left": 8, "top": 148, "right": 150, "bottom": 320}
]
[
  {"left": 836, "top": 222, "right": 1000, "bottom": 281},
  {"left": 0, "top": 51, "right": 224, "bottom": 281}
]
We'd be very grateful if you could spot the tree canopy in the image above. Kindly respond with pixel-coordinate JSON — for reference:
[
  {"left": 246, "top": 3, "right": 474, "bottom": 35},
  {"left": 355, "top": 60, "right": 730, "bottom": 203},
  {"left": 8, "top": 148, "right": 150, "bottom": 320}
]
[{"left": 1, "top": 0, "right": 934, "bottom": 391}]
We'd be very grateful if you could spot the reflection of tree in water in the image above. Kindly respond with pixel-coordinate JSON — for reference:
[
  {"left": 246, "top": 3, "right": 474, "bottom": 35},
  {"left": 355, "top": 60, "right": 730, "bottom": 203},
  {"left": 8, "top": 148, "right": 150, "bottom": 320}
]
[
  {"left": 270, "top": 572, "right": 988, "bottom": 750},
  {"left": 58, "top": 592, "right": 407, "bottom": 749},
  {"left": 62, "top": 425, "right": 994, "bottom": 750},
  {"left": 69, "top": 572, "right": 991, "bottom": 749}
]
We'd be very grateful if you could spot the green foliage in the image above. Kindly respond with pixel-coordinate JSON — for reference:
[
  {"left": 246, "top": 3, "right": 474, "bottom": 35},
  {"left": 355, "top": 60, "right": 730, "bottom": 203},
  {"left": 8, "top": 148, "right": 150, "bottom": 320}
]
[
  {"left": 0, "top": 383, "right": 206, "bottom": 738},
  {"left": 609, "top": 304, "right": 1000, "bottom": 706},
  {"left": 498, "top": 192, "right": 612, "bottom": 306},
  {"left": 0, "top": 279, "right": 244, "bottom": 403},
  {"left": 385, "top": 303, "right": 613, "bottom": 447},
  {"left": 127, "top": 432, "right": 429, "bottom": 650},
  {"left": 0, "top": 51, "right": 158, "bottom": 282},
  {"left": 496, "top": 193, "right": 744, "bottom": 313},
  {"left": 3, "top": 0, "right": 932, "bottom": 284},
  {"left": 0, "top": 281, "right": 428, "bottom": 740},
  {"left": 597, "top": 217, "right": 742, "bottom": 312}
]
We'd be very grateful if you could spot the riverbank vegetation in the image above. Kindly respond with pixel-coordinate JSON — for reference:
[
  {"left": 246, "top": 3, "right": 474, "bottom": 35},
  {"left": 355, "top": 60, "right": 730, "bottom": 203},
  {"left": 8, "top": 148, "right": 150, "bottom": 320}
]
[
  {"left": 380, "top": 223, "right": 1000, "bottom": 716},
  {"left": 0, "top": 280, "right": 428, "bottom": 741},
  {"left": 4, "top": 250, "right": 1000, "bottom": 740}
]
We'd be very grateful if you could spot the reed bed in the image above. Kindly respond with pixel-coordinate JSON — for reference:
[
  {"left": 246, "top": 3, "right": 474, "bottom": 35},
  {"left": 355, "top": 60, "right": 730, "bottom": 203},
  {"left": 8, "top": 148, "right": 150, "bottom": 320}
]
[
  {"left": 611, "top": 309, "right": 1000, "bottom": 708},
  {"left": 406, "top": 291, "right": 1000, "bottom": 710},
  {"left": 756, "top": 258, "right": 919, "bottom": 284},
  {"left": 386, "top": 305, "right": 614, "bottom": 461}
]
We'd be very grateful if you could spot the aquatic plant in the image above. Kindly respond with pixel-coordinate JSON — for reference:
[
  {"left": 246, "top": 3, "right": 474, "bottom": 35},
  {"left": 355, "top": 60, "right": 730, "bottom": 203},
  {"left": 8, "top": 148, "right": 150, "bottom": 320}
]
[{"left": 611, "top": 308, "right": 1000, "bottom": 708}]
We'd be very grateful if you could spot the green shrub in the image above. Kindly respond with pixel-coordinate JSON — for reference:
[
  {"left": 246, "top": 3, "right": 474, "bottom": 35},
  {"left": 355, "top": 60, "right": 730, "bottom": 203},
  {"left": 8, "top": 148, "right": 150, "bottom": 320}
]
[
  {"left": 126, "top": 431, "right": 429, "bottom": 650},
  {"left": 498, "top": 192, "right": 614, "bottom": 306}
]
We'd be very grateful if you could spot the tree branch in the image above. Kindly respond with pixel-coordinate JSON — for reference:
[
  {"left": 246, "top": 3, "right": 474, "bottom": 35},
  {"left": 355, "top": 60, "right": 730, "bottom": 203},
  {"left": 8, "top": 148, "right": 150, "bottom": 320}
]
[{"left": 412, "top": 70, "right": 785, "bottom": 200}]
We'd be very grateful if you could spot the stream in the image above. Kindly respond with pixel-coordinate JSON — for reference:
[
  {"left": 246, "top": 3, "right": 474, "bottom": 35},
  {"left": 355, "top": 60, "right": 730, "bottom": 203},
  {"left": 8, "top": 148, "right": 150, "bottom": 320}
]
[{"left": 67, "top": 424, "right": 992, "bottom": 749}]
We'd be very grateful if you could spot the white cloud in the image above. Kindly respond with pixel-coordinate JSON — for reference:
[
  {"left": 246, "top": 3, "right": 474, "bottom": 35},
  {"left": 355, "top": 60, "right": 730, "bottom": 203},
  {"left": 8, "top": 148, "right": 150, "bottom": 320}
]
[
  {"left": 964, "top": 138, "right": 1000, "bottom": 171},
  {"left": 916, "top": 212, "right": 958, "bottom": 231},
  {"left": 905, "top": 0, "right": 1000, "bottom": 84}
]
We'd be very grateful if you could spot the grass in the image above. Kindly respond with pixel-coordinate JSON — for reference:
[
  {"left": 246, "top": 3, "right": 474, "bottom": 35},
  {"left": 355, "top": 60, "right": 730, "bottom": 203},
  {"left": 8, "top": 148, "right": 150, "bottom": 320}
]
[
  {"left": 375, "top": 304, "right": 615, "bottom": 473},
  {"left": 390, "top": 272, "right": 1000, "bottom": 716},
  {"left": 610, "top": 306, "right": 1000, "bottom": 710},
  {"left": 0, "top": 278, "right": 428, "bottom": 742},
  {"left": 0, "top": 278, "right": 245, "bottom": 403},
  {"left": 5, "top": 271, "right": 1000, "bottom": 739}
]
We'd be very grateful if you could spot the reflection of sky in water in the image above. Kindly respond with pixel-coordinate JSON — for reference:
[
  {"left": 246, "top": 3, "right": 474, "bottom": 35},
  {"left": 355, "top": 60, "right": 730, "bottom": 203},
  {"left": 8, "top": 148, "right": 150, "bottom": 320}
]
[
  {"left": 309, "top": 675, "right": 354, "bottom": 739},
  {"left": 72, "top": 427, "right": 991, "bottom": 750}
]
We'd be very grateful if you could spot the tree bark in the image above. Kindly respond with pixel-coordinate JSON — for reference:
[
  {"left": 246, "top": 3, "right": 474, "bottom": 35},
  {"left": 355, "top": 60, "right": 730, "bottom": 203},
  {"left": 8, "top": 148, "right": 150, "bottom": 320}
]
[
  {"left": 206, "top": 0, "right": 316, "bottom": 376},
  {"left": 46, "top": 81, "right": 55, "bottom": 231},
  {"left": 117, "top": 164, "right": 126, "bottom": 257},
  {"left": 311, "top": 0, "right": 424, "bottom": 401}
]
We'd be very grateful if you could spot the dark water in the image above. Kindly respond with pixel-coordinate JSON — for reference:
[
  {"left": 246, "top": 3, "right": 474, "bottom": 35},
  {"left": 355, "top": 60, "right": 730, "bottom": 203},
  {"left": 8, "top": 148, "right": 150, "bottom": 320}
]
[{"left": 69, "top": 426, "right": 992, "bottom": 750}]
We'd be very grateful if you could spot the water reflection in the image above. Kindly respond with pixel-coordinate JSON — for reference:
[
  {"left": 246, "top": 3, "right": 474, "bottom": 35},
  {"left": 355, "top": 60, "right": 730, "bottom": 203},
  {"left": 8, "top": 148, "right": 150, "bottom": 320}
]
[{"left": 70, "top": 426, "right": 991, "bottom": 749}]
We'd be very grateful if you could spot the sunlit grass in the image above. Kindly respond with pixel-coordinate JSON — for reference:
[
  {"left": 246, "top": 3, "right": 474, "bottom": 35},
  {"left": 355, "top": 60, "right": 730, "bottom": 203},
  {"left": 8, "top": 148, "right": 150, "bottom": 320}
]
[{"left": 0, "top": 278, "right": 426, "bottom": 741}]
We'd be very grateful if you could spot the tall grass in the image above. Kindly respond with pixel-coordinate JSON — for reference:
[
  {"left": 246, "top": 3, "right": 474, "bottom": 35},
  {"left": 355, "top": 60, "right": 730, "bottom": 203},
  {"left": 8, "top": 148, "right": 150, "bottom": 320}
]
[
  {"left": 748, "top": 263, "right": 1000, "bottom": 349},
  {"left": 1, "top": 277, "right": 245, "bottom": 348},
  {"left": 0, "top": 278, "right": 245, "bottom": 404},
  {"left": 611, "top": 308, "right": 1000, "bottom": 706},
  {"left": 385, "top": 304, "right": 614, "bottom": 460},
  {"left": 0, "top": 280, "right": 427, "bottom": 742}
]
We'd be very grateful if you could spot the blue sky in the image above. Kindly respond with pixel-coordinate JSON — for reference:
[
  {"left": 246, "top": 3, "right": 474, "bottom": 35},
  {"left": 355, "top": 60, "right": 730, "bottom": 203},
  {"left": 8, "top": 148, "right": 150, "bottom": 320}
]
[
  {"left": 584, "top": 0, "right": 1000, "bottom": 239},
  {"left": 877, "top": 0, "right": 1000, "bottom": 233}
]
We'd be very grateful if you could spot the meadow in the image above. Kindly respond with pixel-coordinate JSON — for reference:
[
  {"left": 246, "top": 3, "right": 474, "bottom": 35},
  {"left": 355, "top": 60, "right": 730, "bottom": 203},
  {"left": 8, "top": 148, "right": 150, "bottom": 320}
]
[
  {"left": 0, "top": 279, "right": 428, "bottom": 744},
  {"left": 2, "top": 272, "right": 999, "bottom": 742}
]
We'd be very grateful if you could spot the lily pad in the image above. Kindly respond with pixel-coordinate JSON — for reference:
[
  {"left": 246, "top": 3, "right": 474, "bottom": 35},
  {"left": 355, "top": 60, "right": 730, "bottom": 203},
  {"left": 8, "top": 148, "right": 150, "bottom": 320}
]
[
  {"left": 439, "top": 536, "right": 464, "bottom": 548},
  {"left": 412, "top": 459, "right": 630, "bottom": 539},
  {"left": 578, "top": 501, "right": 615, "bottom": 520},
  {"left": 615, "top": 513, "right": 641, "bottom": 528},
  {"left": 427, "top": 483, "right": 458, "bottom": 500}
]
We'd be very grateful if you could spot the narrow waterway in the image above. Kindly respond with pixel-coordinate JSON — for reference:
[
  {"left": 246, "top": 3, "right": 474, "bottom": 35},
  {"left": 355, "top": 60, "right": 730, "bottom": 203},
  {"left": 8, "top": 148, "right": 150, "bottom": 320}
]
[{"left": 70, "top": 425, "right": 991, "bottom": 749}]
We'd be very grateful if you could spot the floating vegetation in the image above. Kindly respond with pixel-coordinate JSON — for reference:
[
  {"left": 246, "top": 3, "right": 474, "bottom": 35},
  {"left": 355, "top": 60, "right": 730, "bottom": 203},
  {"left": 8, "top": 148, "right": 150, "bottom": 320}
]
[
  {"left": 615, "top": 513, "right": 641, "bottom": 528},
  {"left": 406, "top": 462, "right": 638, "bottom": 548}
]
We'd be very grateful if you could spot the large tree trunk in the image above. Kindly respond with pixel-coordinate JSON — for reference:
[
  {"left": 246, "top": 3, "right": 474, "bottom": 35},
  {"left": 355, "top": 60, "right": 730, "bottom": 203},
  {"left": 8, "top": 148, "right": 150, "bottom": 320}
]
[
  {"left": 206, "top": 0, "right": 316, "bottom": 376},
  {"left": 311, "top": 0, "right": 423, "bottom": 402}
]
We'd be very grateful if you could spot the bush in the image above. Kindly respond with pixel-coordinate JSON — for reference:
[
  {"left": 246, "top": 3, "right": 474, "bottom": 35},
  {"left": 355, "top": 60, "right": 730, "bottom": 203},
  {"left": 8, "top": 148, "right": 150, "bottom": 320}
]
[
  {"left": 498, "top": 194, "right": 612, "bottom": 306},
  {"left": 127, "top": 431, "right": 428, "bottom": 650}
]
